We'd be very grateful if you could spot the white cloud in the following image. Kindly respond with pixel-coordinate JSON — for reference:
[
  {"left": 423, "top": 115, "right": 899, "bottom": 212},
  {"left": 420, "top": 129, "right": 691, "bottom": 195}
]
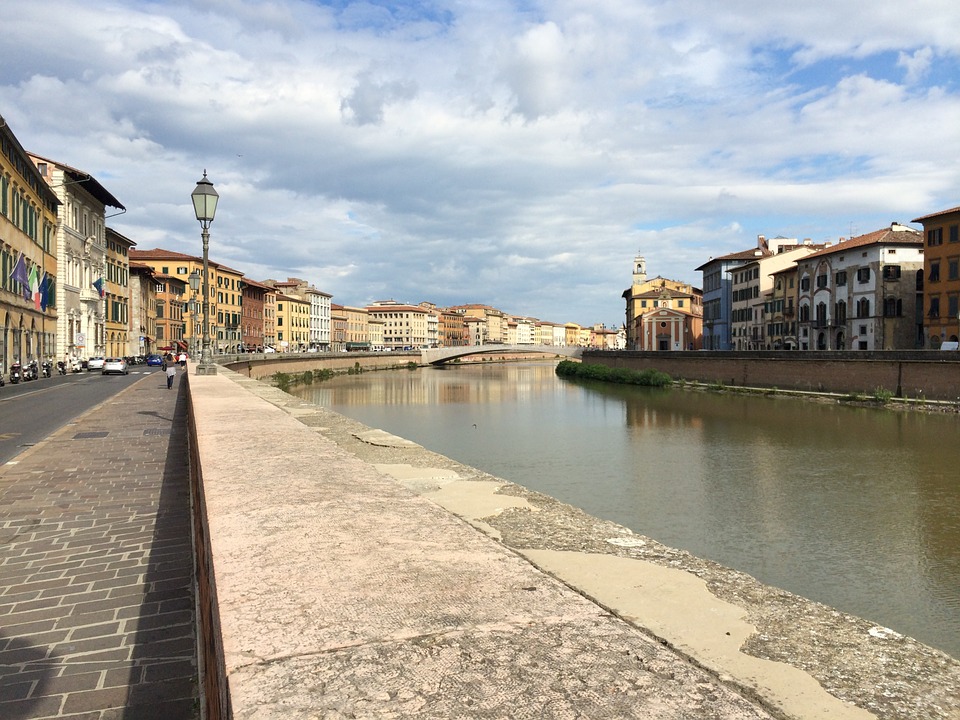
[{"left": 2, "top": 0, "right": 959, "bottom": 324}]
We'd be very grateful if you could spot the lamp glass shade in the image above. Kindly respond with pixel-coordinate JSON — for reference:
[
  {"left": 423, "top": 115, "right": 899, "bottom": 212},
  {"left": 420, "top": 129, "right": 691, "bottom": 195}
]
[
  {"left": 191, "top": 173, "right": 219, "bottom": 222},
  {"left": 188, "top": 269, "right": 200, "bottom": 292}
]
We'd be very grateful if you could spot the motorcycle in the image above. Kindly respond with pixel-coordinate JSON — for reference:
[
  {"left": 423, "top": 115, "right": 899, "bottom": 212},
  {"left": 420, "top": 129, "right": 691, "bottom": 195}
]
[
  {"left": 23, "top": 361, "right": 38, "bottom": 382},
  {"left": 41, "top": 361, "right": 52, "bottom": 379},
  {"left": 10, "top": 362, "right": 21, "bottom": 384},
  {"left": 57, "top": 360, "right": 67, "bottom": 375}
]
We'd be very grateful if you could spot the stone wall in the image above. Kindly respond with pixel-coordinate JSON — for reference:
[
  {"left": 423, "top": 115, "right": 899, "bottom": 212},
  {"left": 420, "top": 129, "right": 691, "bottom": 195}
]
[{"left": 582, "top": 350, "right": 960, "bottom": 401}]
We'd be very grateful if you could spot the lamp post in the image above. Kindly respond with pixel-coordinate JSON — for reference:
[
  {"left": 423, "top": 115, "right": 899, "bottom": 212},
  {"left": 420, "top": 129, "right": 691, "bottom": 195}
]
[{"left": 191, "top": 171, "right": 219, "bottom": 375}]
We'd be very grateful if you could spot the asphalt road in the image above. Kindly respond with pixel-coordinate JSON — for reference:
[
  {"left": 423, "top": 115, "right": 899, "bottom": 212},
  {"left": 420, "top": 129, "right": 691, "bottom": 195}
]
[{"left": 0, "top": 366, "right": 160, "bottom": 464}]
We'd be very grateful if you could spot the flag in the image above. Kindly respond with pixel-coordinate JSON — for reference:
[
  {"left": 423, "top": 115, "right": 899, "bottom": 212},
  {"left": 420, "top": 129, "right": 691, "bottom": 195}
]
[
  {"left": 29, "top": 265, "right": 41, "bottom": 310},
  {"left": 39, "top": 272, "right": 51, "bottom": 312},
  {"left": 93, "top": 278, "right": 105, "bottom": 298},
  {"left": 9, "top": 252, "right": 30, "bottom": 300}
]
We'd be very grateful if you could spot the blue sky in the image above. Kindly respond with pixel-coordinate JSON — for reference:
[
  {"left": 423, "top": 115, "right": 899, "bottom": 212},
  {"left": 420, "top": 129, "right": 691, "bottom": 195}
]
[{"left": 2, "top": 0, "right": 959, "bottom": 327}]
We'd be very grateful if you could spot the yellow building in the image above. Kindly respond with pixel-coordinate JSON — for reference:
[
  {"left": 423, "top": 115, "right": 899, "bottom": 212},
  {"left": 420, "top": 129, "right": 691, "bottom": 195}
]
[
  {"left": 343, "top": 306, "right": 370, "bottom": 351},
  {"left": 2, "top": 117, "right": 60, "bottom": 370},
  {"left": 622, "top": 255, "right": 703, "bottom": 351},
  {"left": 276, "top": 292, "right": 310, "bottom": 351},
  {"left": 104, "top": 228, "right": 134, "bottom": 358},
  {"left": 129, "top": 248, "right": 245, "bottom": 355}
]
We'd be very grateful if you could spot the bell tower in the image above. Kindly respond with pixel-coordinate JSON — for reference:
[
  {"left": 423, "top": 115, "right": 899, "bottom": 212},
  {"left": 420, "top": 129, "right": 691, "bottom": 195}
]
[{"left": 632, "top": 254, "right": 647, "bottom": 286}]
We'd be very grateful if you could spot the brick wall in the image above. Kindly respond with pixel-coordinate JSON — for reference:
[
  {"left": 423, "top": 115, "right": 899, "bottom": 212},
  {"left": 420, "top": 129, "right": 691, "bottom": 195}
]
[{"left": 582, "top": 350, "right": 960, "bottom": 401}]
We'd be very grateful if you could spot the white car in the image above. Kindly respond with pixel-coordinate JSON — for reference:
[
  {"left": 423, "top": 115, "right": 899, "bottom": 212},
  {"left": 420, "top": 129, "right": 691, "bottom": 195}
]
[
  {"left": 102, "top": 357, "right": 129, "bottom": 375},
  {"left": 87, "top": 356, "right": 105, "bottom": 371}
]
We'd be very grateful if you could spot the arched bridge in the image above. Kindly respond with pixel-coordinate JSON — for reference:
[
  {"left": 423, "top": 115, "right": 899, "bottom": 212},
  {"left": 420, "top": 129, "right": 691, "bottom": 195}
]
[{"left": 421, "top": 344, "right": 583, "bottom": 365}]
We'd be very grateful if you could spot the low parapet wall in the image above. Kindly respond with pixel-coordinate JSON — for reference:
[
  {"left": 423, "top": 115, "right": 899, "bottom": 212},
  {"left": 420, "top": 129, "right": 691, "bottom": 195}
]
[
  {"left": 221, "top": 351, "right": 421, "bottom": 381},
  {"left": 583, "top": 350, "right": 960, "bottom": 401}
]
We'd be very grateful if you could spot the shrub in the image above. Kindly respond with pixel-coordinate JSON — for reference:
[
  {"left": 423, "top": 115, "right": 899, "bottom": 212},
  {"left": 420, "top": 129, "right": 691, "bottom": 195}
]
[
  {"left": 555, "top": 360, "right": 671, "bottom": 387},
  {"left": 273, "top": 372, "right": 291, "bottom": 392},
  {"left": 872, "top": 386, "right": 893, "bottom": 404}
]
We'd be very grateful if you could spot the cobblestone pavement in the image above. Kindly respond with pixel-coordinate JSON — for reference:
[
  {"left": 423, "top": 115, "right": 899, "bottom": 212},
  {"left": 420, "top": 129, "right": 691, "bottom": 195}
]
[{"left": 0, "top": 372, "right": 198, "bottom": 720}]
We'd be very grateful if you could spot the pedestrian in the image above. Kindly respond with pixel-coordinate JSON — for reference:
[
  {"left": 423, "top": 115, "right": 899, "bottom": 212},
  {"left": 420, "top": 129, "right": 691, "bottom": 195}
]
[
  {"left": 165, "top": 354, "right": 176, "bottom": 389},
  {"left": 178, "top": 351, "right": 186, "bottom": 368}
]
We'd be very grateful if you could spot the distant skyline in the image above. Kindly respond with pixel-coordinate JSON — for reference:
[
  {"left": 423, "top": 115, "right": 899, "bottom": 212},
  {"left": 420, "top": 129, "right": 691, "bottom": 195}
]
[{"left": 2, "top": 0, "right": 959, "bottom": 327}]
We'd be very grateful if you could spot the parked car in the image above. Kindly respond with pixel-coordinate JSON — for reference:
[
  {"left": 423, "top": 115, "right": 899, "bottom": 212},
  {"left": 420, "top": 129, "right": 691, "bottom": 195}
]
[
  {"left": 102, "top": 357, "right": 129, "bottom": 375},
  {"left": 87, "top": 356, "right": 105, "bottom": 371},
  {"left": 146, "top": 354, "right": 164, "bottom": 367}
]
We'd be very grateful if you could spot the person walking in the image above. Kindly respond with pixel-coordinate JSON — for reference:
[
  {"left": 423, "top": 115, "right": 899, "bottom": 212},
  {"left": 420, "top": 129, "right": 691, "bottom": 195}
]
[
  {"left": 178, "top": 351, "right": 186, "bottom": 368},
  {"left": 165, "top": 354, "right": 177, "bottom": 389}
]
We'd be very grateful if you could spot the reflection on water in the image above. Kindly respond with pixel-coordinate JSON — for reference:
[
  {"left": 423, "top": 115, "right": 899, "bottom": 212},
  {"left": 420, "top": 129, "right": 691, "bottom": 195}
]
[{"left": 294, "top": 361, "right": 960, "bottom": 658}]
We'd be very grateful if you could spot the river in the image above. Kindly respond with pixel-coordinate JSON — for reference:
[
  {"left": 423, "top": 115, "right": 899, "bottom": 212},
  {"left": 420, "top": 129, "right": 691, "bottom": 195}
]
[{"left": 293, "top": 360, "right": 960, "bottom": 659}]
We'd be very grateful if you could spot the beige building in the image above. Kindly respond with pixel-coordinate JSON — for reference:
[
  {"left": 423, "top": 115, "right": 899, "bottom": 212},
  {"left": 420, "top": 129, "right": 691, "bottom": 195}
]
[
  {"left": 104, "top": 228, "right": 134, "bottom": 358},
  {"left": 128, "top": 262, "right": 158, "bottom": 357},
  {"left": 367, "top": 300, "right": 429, "bottom": 349},
  {"left": 343, "top": 306, "right": 370, "bottom": 351},
  {"left": 30, "top": 152, "right": 125, "bottom": 363}
]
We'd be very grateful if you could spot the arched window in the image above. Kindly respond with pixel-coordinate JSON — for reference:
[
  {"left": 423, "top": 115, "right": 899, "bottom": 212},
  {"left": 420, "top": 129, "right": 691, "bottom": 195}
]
[
  {"left": 835, "top": 300, "right": 847, "bottom": 324},
  {"left": 816, "top": 302, "right": 827, "bottom": 326},
  {"left": 856, "top": 298, "right": 870, "bottom": 318}
]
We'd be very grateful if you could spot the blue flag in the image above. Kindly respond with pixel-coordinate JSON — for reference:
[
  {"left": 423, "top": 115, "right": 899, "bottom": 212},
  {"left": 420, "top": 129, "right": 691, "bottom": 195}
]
[
  {"left": 9, "top": 252, "right": 30, "bottom": 300},
  {"left": 93, "top": 277, "right": 105, "bottom": 298}
]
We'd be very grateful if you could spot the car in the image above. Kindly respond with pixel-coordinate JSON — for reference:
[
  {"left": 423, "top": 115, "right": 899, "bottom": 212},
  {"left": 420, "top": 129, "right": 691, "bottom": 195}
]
[
  {"left": 146, "top": 354, "right": 164, "bottom": 367},
  {"left": 102, "top": 357, "right": 129, "bottom": 375},
  {"left": 87, "top": 357, "right": 105, "bottom": 371}
]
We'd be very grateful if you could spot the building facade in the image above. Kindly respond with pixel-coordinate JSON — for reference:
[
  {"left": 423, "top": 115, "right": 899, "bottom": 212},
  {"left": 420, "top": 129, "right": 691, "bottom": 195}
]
[
  {"left": 795, "top": 224, "right": 924, "bottom": 351},
  {"left": 128, "top": 262, "right": 157, "bottom": 357},
  {"left": 2, "top": 120, "right": 60, "bottom": 372},
  {"left": 623, "top": 256, "right": 703, "bottom": 351},
  {"left": 912, "top": 206, "right": 960, "bottom": 348},
  {"left": 104, "top": 228, "right": 134, "bottom": 358}
]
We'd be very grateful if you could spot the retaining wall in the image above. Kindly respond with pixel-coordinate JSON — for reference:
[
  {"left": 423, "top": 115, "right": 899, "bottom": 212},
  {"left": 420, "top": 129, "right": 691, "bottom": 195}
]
[{"left": 583, "top": 350, "right": 960, "bottom": 401}]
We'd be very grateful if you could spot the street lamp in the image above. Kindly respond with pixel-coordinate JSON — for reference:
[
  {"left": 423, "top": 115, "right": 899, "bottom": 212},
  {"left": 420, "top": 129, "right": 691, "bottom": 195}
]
[
  {"left": 188, "top": 269, "right": 200, "bottom": 360},
  {"left": 191, "top": 171, "right": 219, "bottom": 375}
]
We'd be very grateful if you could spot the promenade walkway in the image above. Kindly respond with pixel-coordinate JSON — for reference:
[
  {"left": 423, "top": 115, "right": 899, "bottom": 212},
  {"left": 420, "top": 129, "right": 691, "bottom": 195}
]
[{"left": 0, "top": 371, "right": 198, "bottom": 719}]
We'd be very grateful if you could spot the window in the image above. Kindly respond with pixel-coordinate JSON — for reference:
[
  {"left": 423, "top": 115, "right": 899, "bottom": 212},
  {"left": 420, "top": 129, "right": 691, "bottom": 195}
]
[
  {"left": 835, "top": 271, "right": 847, "bottom": 286},
  {"left": 882, "top": 265, "right": 901, "bottom": 280},
  {"left": 799, "top": 304, "right": 810, "bottom": 322},
  {"left": 950, "top": 225, "right": 959, "bottom": 244},
  {"left": 816, "top": 274, "right": 828, "bottom": 288},
  {"left": 800, "top": 277, "right": 810, "bottom": 291},
  {"left": 928, "top": 228, "right": 943, "bottom": 246},
  {"left": 948, "top": 295, "right": 958, "bottom": 320},
  {"left": 950, "top": 259, "right": 959, "bottom": 281},
  {"left": 856, "top": 298, "right": 870, "bottom": 318},
  {"left": 884, "top": 298, "right": 902, "bottom": 317},
  {"left": 816, "top": 302, "right": 827, "bottom": 326},
  {"left": 835, "top": 300, "right": 847, "bottom": 324},
  {"left": 859, "top": 325, "right": 867, "bottom": 335},
  {"left": 177, "top": 266, "right": 188, "bottom": 275},
  {"left": 930, "top": 262, "right": 940, "bottom": 282},
  {"left": 929, "top": 296, "right": 940, "bottom": 318},
  {"left": 857, "top": 267, "right": 870, "bottom": 283}
]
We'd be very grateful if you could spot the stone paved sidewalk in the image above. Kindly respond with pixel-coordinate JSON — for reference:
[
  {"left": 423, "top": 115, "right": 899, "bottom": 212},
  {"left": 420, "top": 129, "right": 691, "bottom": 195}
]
[{"left": 0, "top": 372, "right": 198, "bottom": 720}]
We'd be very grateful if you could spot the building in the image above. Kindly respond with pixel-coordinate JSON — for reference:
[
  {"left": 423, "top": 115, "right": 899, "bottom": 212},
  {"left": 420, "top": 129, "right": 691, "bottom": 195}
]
[
  {"left": 912, "top": 206, "right": 960, "bottom": 348},
  {"left": 130, "top": 248, "right": 245, "bottom": 355},
  {"left": 241, "top": 279, "right": 271, "bottom": 352},
  {"left": 437, "top": 309, "right": 468, "bottom": 347},
  {"left": 448, "top": 304, "right": 506, "bottom": 344},
  {"left": 622, "top": 255, "right": 703, "bottom": 351},
  {"left": 275, "top": 292, "right": 310, "bottom": 351},
  {"left": 765, "top": 266, "right": 799, "bottom": 350},
  {"left": 264, "top": 278, "right": 332, "bottom": 352},
  {"left": 729, "top": 241, "right": 825, "bottom": 350},
  {"left": 2, "top": 120, "right": 60, "bottom": 370},
  {"left": 795, "top": 223, "right": 924, "bottom": 350},
  {"left": 152, "top": 272, "right": 186, "bottom": 354},
  {"left": 104, "top": 228, "right": 134, "bottom": 358},
  {"left": 128, "top": 262, "right": 158, "bottom": 357},
  {"left": 30, "top": 153, "right": 124, "bottom": 363},
  {"left": 343, "top": 306, "right": 370, "bottom": 351},
  {"left": 367, "top": 300, "right": 429, "bottom": 350},
  {"left": 330, "top": 303, "right": 347, "bottom": 352}
]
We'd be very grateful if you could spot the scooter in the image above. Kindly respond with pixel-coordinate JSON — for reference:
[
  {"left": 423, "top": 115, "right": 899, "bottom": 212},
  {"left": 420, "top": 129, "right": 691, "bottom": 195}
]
[
  {"left": 22, "top": 361, "right": 38, "bottom": 382},
  {"left": 10, "top": 362, "right": 21, "bottom": 384},
  {"left": 57, "top": 361, "right": 67, "bottom": 375},
  {"left": 41, "top": 360, "right": 52, "bottom": 379}
]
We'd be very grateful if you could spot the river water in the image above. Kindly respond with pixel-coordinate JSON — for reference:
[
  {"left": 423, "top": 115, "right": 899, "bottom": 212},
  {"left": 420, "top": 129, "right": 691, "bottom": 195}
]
[{"left": 293, "top": 360, "right": 960, "bottom": 659}]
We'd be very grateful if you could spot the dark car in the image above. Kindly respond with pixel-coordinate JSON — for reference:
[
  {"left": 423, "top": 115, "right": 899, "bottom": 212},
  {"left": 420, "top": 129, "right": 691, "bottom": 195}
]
[{"left": 146, "top": 354, "right": 164, "bottom": 367}]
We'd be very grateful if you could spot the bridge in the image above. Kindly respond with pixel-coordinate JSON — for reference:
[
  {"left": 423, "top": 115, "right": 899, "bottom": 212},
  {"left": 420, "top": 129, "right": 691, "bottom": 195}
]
[{"left": 421, "top": 343, "right": 583, "bottom": 365}]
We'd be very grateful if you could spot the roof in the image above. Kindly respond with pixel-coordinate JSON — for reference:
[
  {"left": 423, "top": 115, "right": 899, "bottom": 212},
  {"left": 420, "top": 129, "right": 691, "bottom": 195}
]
[
  {"left": 695, "top": 248, "right": 769, "bottom": 271},
  {"left": 29, "top": 152, "right": 124, "bottom": 209},
  {"left": 912, "top": 205, "right": 960, "bottom": 223},
  {"left": 129, "top": 248, "right": 244, "bottom": 275},
  {"left": 801, "top": 225, "right": 921, "bottom": 260}
]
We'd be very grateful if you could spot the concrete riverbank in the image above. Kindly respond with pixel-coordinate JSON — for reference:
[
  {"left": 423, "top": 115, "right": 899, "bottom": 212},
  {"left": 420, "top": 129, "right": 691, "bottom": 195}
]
[{"left": 190, "top": 367, "right": 959, "bottom": 719}]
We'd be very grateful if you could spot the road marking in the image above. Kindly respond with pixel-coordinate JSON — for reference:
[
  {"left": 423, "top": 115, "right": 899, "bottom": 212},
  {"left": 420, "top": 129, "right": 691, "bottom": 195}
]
[{"left": 0, "top": 433, "right": 20, "bottom": 441}]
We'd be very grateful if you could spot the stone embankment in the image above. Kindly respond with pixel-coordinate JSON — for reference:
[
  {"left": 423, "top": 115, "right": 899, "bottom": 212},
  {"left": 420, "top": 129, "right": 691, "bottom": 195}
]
[{"left": 191, "top": 367, "right": 960, "bottom": 719}]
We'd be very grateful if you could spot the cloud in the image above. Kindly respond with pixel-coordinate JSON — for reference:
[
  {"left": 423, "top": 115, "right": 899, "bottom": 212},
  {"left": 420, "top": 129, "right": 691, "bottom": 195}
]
[{"left": 2, "top": 0, "right": 960, "bottom": 325}]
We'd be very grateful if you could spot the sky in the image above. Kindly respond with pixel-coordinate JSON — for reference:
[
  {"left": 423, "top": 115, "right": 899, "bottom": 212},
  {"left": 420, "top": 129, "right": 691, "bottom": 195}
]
[{"left": 2, "top": 0, "right": 959, "bottom": 328}]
